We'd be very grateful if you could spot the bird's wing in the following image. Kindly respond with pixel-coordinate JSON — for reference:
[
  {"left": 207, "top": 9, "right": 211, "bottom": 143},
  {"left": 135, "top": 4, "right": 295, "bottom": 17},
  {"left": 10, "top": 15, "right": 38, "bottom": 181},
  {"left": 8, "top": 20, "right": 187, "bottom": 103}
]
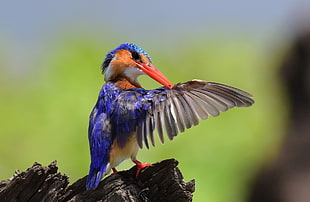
[
  {"left": 135, "top": 80, "right": 254, "bottom": 149},
  {"left": 109, "top": 90, "right": 149, "bottom": 148},
  {"left": 87, "top": 93, "right": 114, "bottom": 189}
]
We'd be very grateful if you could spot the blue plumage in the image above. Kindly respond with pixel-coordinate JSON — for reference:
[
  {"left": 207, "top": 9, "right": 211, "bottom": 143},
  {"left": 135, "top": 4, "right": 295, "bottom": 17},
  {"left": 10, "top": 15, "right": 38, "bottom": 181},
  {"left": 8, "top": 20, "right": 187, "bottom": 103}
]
[
  {"left": 86, "top": 82, "right": 167, "bottom": 189},
  {"left": 86, "top": 43, "right": 254, "bottom": 190},
  {"left": 87, "top": 83, "right": 118, "bottom": 189}
]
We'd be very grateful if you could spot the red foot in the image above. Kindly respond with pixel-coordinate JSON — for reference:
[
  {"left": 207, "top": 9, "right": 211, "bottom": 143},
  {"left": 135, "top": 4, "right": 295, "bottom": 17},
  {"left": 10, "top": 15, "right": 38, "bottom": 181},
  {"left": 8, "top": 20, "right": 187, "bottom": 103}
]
[
  {"left": 112, "top": 167, "right": 118, "bottom": 174},
  {"left": 132, "top": 159, "right": 151, "bottom": 177}
]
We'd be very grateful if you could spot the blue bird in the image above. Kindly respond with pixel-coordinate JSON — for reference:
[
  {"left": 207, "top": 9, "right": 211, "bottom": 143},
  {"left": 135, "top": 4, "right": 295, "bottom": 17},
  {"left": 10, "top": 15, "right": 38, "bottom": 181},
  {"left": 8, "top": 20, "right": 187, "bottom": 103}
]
[{"left": 86, "top": 43, "right": 254, "bottom": 189}]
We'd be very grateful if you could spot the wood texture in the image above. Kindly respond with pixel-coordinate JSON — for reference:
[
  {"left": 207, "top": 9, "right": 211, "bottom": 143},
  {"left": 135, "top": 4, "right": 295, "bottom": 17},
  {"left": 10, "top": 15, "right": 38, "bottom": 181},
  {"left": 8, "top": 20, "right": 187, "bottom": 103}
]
[{"left": 0, "top": 159, "right": 195, "bottom": 202}]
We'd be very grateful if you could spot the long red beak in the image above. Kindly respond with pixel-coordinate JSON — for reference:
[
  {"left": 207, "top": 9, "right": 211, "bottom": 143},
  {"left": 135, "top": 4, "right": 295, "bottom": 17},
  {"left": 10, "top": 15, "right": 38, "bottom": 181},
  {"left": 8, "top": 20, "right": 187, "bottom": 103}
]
[{"left": 135, "top": 61, "right": 174, "bottom": 89}]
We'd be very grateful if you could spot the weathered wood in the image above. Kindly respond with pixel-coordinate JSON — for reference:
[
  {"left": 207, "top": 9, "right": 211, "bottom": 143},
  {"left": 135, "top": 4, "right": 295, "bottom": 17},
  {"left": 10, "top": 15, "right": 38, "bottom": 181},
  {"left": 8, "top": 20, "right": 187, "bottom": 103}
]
[{"left": 0, "top": 159, "right": 195, "bottom": 202}]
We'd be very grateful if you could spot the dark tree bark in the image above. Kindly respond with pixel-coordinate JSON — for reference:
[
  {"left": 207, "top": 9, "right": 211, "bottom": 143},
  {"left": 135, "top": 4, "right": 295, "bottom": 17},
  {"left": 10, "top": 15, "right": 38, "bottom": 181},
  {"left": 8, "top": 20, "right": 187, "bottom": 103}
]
[{"left": 0, "top": 159, "right": 195, "bottom": 202}]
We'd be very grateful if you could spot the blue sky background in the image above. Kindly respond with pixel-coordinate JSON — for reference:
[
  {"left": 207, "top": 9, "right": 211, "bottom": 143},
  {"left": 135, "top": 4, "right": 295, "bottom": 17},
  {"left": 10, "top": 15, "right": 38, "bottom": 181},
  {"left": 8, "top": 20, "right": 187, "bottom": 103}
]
[{"left": 1, "top": 0, "right": 309, "bottom": 75}]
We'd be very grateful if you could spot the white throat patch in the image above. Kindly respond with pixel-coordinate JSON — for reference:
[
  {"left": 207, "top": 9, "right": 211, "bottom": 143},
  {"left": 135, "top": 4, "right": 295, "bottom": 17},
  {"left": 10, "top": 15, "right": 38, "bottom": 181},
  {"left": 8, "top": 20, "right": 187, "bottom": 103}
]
[
  {"left": 124, "top": 67, "right": 146, "bottom": 81},
  {"left": 104, "top": 57, "right": 116, "bottom": 81}
]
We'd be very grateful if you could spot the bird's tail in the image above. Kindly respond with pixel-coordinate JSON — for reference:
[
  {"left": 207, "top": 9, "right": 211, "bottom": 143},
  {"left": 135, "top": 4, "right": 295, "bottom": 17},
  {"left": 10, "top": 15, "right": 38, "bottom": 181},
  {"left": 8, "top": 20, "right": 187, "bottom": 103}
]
[{"left": 86, "top": 163, "right": 109, "bottom": 189}]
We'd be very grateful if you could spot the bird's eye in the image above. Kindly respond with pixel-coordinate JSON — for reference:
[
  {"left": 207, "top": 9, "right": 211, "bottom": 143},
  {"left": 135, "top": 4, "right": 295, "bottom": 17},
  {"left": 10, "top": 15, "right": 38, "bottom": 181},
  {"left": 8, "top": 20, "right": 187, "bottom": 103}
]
[{"left": 130, "top": 51, "right": 141, "bottom": 61}]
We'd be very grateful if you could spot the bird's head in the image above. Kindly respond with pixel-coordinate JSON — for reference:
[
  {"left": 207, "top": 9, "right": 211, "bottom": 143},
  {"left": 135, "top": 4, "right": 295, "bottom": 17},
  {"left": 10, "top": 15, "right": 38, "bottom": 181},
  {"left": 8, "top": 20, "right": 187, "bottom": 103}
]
[{"left": 102, "top": 43, "right": 173, "bottom": 89}]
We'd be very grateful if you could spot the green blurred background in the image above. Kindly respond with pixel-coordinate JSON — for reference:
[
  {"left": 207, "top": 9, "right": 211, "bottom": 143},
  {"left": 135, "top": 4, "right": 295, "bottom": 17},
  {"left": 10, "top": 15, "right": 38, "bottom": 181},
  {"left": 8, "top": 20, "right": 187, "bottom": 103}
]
[{"left": 1, "top": 1, "right": 309, "bottom": 201}]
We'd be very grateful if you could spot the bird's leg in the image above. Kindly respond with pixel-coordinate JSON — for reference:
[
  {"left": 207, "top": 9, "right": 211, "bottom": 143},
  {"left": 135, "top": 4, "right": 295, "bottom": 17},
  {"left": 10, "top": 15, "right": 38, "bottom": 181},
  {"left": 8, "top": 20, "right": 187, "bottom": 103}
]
[
  {"left": 112, "top": 167, "right": 118, "bottom": 174},
  {"left": 132, "top": 159, "right": 151, "bottom": 177}
]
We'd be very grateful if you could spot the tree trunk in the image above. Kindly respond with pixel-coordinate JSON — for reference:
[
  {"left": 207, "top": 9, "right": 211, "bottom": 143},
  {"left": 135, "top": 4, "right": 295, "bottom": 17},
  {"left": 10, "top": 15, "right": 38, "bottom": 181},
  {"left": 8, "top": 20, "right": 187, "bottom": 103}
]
[{"left": 0, "top": 159, "right": 195, "bottom": 202}]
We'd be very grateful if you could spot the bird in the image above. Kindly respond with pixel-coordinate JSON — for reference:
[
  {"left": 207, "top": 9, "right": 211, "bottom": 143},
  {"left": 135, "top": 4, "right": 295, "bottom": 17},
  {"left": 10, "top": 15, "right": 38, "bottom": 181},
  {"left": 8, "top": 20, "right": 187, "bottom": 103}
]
[{"left": 86, "top": 43, "right": 254, "bottom": 189}]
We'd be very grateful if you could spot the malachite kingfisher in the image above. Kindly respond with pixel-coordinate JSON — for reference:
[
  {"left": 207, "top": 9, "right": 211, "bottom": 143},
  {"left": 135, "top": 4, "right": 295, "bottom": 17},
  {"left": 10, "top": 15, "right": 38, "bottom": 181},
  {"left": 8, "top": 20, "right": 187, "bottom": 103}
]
[{"left": 86, "top": 43, "right": 254, "bottom": 189}]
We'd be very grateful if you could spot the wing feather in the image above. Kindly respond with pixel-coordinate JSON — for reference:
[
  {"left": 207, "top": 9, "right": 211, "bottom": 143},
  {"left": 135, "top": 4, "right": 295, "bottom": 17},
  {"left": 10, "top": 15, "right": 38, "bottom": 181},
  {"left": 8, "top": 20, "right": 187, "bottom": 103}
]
[
  {"left": 199, "top": 89, "right": 235, "bottom": 109},
  {"left": 136, "top": 122, "right": 143, "bottom": 148},
  {"left": 147, "top": 115, "right": 156, "bottom": 147},
  {"left": 142, "top": 119, "right": 149, "bottom": 149},
  {"left": 184, "top": 91, "right": 209, "bottom": 119},
  {"left": 164, "top": 104, "right": 178, "bottom": 140},
  {"left": 163, "top": 105, "right": 173, "bottom": 140},
  {"left": 183, "top": 92, "right": 200, "bottom": 126},
  {"left": 190, "top": 90, "right": 220, "bottom": 117},
  {"left": 155, "top": 110, "right": 165, "bottom": 144},
  {"left": 170, "top": 94, "right": 186, "bottom": 132},
  {"left": 192, "top": 89, "right": 229, "bottom": 112},
  {"left": 176, "top": 94, "right": 195, "bottom": 128},
  {"left": 205, "top": 82, "right": 254, "bottom": 106},
  {"left": 133, "top": 80, "right": 254, "bottom": 148}
]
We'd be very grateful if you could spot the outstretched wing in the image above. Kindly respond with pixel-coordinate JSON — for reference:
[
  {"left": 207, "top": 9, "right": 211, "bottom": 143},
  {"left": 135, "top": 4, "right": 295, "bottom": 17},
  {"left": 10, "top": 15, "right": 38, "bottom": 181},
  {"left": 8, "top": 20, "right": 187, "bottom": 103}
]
[{"left": 135, "top": 80, "right": 254, "bottom": 149}]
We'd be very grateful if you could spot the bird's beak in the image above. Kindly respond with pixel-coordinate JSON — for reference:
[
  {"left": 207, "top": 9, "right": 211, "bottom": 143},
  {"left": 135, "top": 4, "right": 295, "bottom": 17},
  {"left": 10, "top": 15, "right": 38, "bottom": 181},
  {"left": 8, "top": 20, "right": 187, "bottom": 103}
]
[{"left": 135, "top": 61, "right": 174, "bottom": 89}]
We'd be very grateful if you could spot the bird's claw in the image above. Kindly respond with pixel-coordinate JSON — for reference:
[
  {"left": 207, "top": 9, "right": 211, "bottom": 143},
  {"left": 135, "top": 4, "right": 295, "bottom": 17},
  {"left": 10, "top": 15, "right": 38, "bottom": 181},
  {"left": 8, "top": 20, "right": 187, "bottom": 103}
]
[
  {"left": 112, "top": 167, "right": 118, "bottom": 174},
  {"left": 132, "top": 159, "right": 151, "bottom": 177}
]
